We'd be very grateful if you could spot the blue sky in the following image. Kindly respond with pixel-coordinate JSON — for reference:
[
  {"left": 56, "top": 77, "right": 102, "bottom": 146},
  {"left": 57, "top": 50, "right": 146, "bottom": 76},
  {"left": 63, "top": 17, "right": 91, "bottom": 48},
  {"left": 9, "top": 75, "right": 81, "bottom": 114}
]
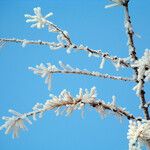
[{"left": 0, "top": 0, "right": 150, "bottom": 150}]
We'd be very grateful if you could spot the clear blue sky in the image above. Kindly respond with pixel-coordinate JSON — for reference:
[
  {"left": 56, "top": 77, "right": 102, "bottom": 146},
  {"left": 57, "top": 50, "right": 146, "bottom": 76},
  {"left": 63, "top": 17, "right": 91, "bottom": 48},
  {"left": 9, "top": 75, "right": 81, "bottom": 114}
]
[{"left": 0, "top": 0, "right": 150, "bottom": 150}]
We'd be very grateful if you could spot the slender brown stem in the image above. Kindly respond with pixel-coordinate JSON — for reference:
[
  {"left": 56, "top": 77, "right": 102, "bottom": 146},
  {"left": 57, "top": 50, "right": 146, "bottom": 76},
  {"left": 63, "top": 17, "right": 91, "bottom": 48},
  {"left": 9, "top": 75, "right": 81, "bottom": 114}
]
[
  {"left": 124, "top": 3, "right": 138, "bottom": 61},
  {"left": 123, "top": 2, "right": 149, "bottom": 119},
  {"left": 138, "top": 77, "right": 150, "bottom": 120},
  {"left": 23, "top": 98, "right": 141, "bottom": 121},
  {"left": 0, "top": 38, "right": 131, "bottom": 68},
  {"left": 48, "top": 70, "right": 134, "bottom": 82}
]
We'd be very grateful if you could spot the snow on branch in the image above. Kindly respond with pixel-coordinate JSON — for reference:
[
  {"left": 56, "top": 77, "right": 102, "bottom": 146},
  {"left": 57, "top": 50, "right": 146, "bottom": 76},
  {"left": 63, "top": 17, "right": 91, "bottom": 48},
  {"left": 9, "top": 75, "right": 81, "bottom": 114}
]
[
  {"left": 0, "top": 38, "right": 64, "bottom": 50},
  {"left": 24, "top": 6, "right": 131, "bottom": 69},
  {"left": 25, "top": 7, "right": 72, "bottom": 46},
  {"left": 28, "top": 61, "right": 134, "bottom": 90},
  {"left": 131, "top": 49, "right": 150, "bottom": 120},
  {"left": 0, "top": 39, "right": 7, "bottom": 48},
  {"left": 0, "top": 38, "right": 131, "bottom": 68},
  {"left": 127, "top": 120, "right": 150, "bottom": 150},
  {"left": 0, "top": 6, "right": 131, "bottom": 69},
  {"left": 0, "top": 87, "right": 139, "bottom": 138},
  {"left": 25, "top": 7, "right": 53, "bottom": 29},
  {"left": 0, "top": 109, "right": 32, "bottom": 138},
  {"left": 132, "top": 49, "right": 150, "bottom": 96},
  {"left": 105, "top": 0, "right": 129, "bottom": 9},
  {"left": 123, "top": 1, "right": 138, "bottom": 61}
]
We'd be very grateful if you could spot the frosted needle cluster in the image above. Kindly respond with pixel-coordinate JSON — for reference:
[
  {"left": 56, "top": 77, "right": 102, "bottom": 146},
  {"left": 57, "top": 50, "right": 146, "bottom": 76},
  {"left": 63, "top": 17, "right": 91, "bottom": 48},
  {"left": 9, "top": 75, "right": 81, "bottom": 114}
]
[
  {"left": 132, "top": 49, "right": 150, "bottom": 96},
  {"left": 0, "top": 109, "right": 32, "bottom": 138},
  {"left": 0, "top": 87, "right": 135, "bottom": 138},
  {"left": 25, "top": 7, "right": 53, "bottom": 29},
  {"left": 127, "top": 120, "right": 150, "bottom": 150},
  {"left": 105, "top": 0, "right": 128, "bottom": 8}
]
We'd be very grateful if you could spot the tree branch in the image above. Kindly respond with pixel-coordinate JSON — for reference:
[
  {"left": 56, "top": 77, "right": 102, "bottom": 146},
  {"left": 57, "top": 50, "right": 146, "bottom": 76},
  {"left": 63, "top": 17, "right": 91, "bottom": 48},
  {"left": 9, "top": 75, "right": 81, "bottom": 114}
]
[
  {"left": 124, "top": 2, "right": 138, "bottom": 61},
  {"left": 138, "top": 77, "right": 150, "bottom": 120},
  {"left": 0, "top": 38, "right": 131, "bottom": 68},
  {"left": 123, "top": 2, "right": 150, "bottom": 120},
  {"left": 0, "top": 87, "right": 140, "bottom": 138},
  {"left": 29, "top": 62, "right": 134, "bottom": 90}
]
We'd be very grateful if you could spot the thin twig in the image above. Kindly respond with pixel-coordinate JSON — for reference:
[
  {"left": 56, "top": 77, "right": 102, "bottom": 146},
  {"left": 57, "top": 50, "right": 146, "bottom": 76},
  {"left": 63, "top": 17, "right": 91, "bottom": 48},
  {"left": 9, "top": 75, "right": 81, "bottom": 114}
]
[
  {"left": 90, "top": 100, "right": 141, "bottom": 121},
  {"left": 46, "top": 20, "right": 72, "bottom": 45},
  {"left": 0, "top": 38, "right": 131, "bottom": 68},
  {"left": 29, "top": 63, "right": 134, "bottom": 82},
  {"left": 123, "top": 2, "right": 138, "bottom": 61},
  {"left": 47, "top": 70, "right": 134, "bottom": 81},
  {"left": 123, "top": 2, "right": 149, "bottom": 120},
  {"left": 0, "top": 88, "right": 141, "bottom": 138},
  {"left": 10, "top": 98, "right": 141, "bottom": 121},
  {"left": 147, "top": 102, "right": 150, "bottom": 107},
  {"left": 138, "top": 77, "right": 150, "bottom": 120}
]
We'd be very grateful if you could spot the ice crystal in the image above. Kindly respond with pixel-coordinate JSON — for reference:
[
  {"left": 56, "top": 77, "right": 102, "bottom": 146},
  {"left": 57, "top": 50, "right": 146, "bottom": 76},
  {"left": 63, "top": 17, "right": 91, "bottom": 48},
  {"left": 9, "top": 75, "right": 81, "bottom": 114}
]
[
  {"left": 132, "top": 49, "right": 150, "bottom": 96},
  {"left": 0, "top": 109, "right": 32, "bottom": 138},
  {"left": 29, "top": 63, "right": 58, "bottom": 90},
  {"left": 127, "top": 120, "right": 150, "bottom": 150},
  {"left": 25, "top": 7, "right": 53, "bottom": 29},
  {"left": 99, "top": 57, "right": 106, "bottom": 69}
]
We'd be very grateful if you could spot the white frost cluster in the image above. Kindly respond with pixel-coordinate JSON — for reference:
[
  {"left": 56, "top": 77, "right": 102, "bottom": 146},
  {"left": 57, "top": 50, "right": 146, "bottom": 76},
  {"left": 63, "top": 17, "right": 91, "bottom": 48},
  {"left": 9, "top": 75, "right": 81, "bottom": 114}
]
[
  {"left": 0, "top": 87, "right": 97, "bottom": 138},
  {"left": 25, "top": 7, "right": 53, "bottom": 29},
  {"left": 56, "top": 31, "right": 74, "bottom": 52},
  {"left": 78, "top": 87, "right": 97, "bottom": 103},
  {"left": 105, "top": 0, "right": 128, "bottom": 8},
  {"left": 99, "top": 57, "right": 106, "bottom": 69},
  {"left": 25, "top": 7, "right": 73, "bottom": 52},
  {"left": 0, "top": 109, "right": 32, "bottom": 138},
  {"left": 32, "top": 87, "right": 97, "bottom": 117},
  {"left": 127, "top": 120, "right": 150, "bottom": 150},
  {"left": 29, "top": 62, "right": 83, "bottom": 90},
  {"left": 112, "top": 57, "right": 130, "bottom": 71},
  {"left": 29, "top": 63, "right": 58, "bottom": 90},
  {"left": 32, "top": 103, "right": 45, "bottom": 119},
  {"left": 29, "top": 61, "right": 84, "bottom": 90},
  {"left": 78, "top": 44, "right": 88, "bottom": 50},
  {"left": 96, "top": 95, "right": 118, "bottom": 118},
  {"left": 66, "top": 44, "right": 75, "bottom": 54},
  {"left": 132, "top": 49, "right": 150, "bottom": 96},
  {"left": 57, "top": 31, "right": 68, "bottom": 43},
  {"left": 0, "top": 87, "right": 129, "bottom": 138},
  {"left": 21, "top": 39, "right": 29, "bottom": 48}
]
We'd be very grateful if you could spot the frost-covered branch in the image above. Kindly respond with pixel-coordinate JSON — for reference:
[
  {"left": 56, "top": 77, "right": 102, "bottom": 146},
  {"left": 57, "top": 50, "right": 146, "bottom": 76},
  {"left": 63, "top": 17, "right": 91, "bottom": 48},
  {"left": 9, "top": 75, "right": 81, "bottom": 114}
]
[
  {"left": 0, "top": 38, "right": 64, "bottom": 49},
  {"left": 105, "top": 0, "right": 129, "bottom": 8},
  {"left": 25, "top": 7, "right": 72, "bottom": 45},
  {"left": 147, "top": 102, "right": 150, "bottom": 108},
  {"left": 127, "top": 120, "right": 150, "bottom": 150},
  {"left": 1, "top": 4, "right": 150, "bottom": 150},
  {"left": 29, "top": 62, "right": 134, "bottom": 90},
  {"left": 132, "top": 50, "right": 150, "bottom": 120},
  {"left": 0, "top": 87, "right": 139, "bottom": 138},
  {"left": 123, "top": 1, "right": 138, "bottom": 61},
  {"left": 0, "top": 39, "right": 130, "bottom": 69},
  {"left": 0, "top": 6, "right": 131, "bottom": 68},
  {"left": 123, "top": 1, "right": 150, "bottom": 120}
]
